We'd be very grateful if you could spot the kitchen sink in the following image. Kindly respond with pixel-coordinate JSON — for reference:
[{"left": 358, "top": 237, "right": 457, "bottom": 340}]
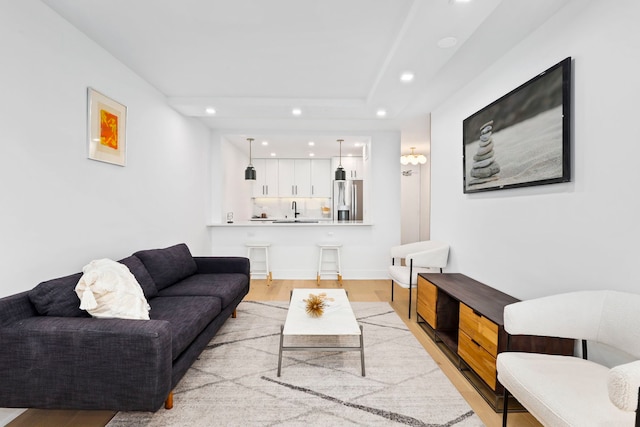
[{"left": 271, "top": 219, "right": 319, "bottom": 223}]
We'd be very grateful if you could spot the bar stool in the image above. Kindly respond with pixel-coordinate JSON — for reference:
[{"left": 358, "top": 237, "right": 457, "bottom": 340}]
[
  {"left": 245, "top": 242, "right": 272, "bottom": 282},
  {"left": 316, "top": 243, "right": 342, "bottom": 285}
]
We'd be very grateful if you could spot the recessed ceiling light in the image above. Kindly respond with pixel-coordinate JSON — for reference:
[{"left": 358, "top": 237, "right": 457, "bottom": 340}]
[
  {"left": 205, "top": 107, "right": 216, "bottom": 115},
  {"left": 309, "top": 153, "right": 315, "bottom": 157},
  {"left": 437, "top": 37, "right": 458, "bottom": 49},
  {"left": 376, "top": 109, "right": 387, "bottom": 117},
  {"left": 292, "top": 108, "right": 302, "bottom": 116},
  {"left": 261, "top": 141, "right": 268, "bottom": 146},
  {"left": 400, "top": 71, "right": 414, "bottom": 83},
  {"left": 308, "top": 141, "right": 315, "bottom": 146},
  {"left": 270, "top": 152, "right": 276, "bottom": 157}
]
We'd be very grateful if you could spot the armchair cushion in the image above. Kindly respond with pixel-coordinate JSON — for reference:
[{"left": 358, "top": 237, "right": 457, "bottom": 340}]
[
  {"left": 497, "top": 352, "right": 634, "bottom": 427},
  {"left": 388, "top": 265, "right": 439, "bottom": 288}
]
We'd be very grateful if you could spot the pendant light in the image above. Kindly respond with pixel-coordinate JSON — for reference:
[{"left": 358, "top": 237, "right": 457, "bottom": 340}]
[
  {"left": 400, "top": 147, "right": 427, "bottom": 165},
  {"left": 244, "top": 138, "right": 256, "bottom": 180},
  {"left": 334, "top": 139, "right": 346, "bottom": 181}
]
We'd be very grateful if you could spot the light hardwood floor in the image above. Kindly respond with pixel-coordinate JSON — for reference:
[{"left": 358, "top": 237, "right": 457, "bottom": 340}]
[{"left": 8, "top": 279, "right": 541, "bottom": 427}]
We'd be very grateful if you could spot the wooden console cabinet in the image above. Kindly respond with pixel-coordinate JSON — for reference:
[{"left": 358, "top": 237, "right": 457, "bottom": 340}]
[{"left": 416, "top": 273, "right": 574, "bottom": 412}]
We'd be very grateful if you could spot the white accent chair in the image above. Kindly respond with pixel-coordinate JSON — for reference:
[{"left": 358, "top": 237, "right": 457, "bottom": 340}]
[
  {"left": 388, "top": 241, "right": 449, "bottom": 319},
  {"left": 497, "top": 290, "right": 640, "bottom": 427}
]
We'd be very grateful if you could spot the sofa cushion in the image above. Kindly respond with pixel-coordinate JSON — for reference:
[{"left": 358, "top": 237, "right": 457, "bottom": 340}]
[
  {"left": 118, "top": 255, "right": 159, "bottom": 299},
  {"left": 28, "top": 272, "right": 89, "bottom": 318},
  {"left": 157, "top": 273, "right": 249, "bottom": 308},
  {"left": 134, "top": 243, "right": 198, "bottom": 290},
  {"left": 148, "top": 296, "right": 221, "bottom": 360}
]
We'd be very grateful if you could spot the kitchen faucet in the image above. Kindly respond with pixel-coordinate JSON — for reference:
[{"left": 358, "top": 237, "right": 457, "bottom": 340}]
[{"left": 292, "top": 201, "right": 300, "bottom": 218}]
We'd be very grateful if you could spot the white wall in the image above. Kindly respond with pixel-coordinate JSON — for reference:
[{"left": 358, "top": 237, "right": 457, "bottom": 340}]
[
  {"left": 209, "top": 133, "right": 254, "bottom": 223},
  {"left": 0, "top": 1, "right": 211, "bottom": 297},
  {"left": 431, "top": 0, "right": 640, "bottom": 299}
]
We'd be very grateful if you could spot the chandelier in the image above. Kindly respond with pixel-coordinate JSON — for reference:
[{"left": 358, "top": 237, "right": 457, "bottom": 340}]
[{"left": 400, "top": 147, "right": 427, "bottom": 165}]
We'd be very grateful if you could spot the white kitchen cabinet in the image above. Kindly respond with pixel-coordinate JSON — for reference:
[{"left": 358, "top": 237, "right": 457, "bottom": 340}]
[
  {"left": 278, "top": 159, "right": 311, "bottom": 197},
  {"left": 310, "top": 159, "right": 331, "bottom": 197},
  {"left": 252, "top": 158, "right": 279, "bottom": 197},
  {"left": 333, "top": 156, "right": 363, "bottom": 180}
]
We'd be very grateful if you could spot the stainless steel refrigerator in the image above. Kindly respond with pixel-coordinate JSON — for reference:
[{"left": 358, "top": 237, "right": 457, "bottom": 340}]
[{"left": 333, "top": 180, "right": 363, "bottom": 221}]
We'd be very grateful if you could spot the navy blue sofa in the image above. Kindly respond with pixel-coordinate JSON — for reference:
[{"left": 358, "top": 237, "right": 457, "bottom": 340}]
[{"left": 0, "top": 243, "right": 249, "bottom": 412}]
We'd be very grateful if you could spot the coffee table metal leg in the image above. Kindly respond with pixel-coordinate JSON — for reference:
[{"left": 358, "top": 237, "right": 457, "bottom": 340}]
[
  {"left": 277, "top": 324, "right": 284, "bottom": 377},
  {"left": 359, "top": 324, "right": 365, "bottom": 376}
]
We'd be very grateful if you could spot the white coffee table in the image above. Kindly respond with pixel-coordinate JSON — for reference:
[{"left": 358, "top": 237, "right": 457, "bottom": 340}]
[{"left": 277, "top": 288, "right": 365, "bottom": 376}]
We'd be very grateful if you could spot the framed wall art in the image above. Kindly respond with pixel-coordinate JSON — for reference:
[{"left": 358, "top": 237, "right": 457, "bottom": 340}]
[
  {"left": 462, "top": 57, "right": 572, "bottom": 193},
  {"left": 87, "top": 88, "right": 127, "bottom": 166}
]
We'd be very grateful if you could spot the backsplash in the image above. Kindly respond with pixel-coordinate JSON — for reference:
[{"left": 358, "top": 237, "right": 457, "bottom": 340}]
[{"left": 252, "top": 198, "right": 331, "bottom": 219}]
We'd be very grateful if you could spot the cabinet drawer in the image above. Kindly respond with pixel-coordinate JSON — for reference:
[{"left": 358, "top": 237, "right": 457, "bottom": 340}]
[
  {"left": 459, "top": 303, "right": 498, "bottom": 356},
  {"left": 417, "top": 276, "right": 437, "bottom": 328},
  {"left": 458, "top": 330, "right": 497, "bottom": 390}
]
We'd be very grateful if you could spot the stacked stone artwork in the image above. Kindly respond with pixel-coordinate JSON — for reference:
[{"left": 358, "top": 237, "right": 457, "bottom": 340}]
[{"left": 469, "top": 120, "right": 500, "bottom": 185}]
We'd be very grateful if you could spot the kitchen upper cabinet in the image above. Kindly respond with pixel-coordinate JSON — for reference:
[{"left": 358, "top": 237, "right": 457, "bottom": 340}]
[
  {"left": 310, "top": 159, "right": 331, "bottom": 197},
  {"left": 333, "top": 156, "right": 363, "bottom": 180},
  {"left": 278, "top": 159, "right": 311, "bottom": 197},
  {"left": 252, "top": 158, "right": 279, "bottom": 197}
]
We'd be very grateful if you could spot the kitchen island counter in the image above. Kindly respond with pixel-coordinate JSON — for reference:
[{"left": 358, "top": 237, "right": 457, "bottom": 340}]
[
  {"left": 207, "top": 219, "right": 382, "bottom": 280},
  {"left": 208, "top": 220, "right": 372, "bottom": 227}
]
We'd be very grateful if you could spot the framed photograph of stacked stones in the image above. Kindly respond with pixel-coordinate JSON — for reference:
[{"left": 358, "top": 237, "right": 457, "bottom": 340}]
[{"left": 463, "top": 57, "right": 572, "bottom": 193}]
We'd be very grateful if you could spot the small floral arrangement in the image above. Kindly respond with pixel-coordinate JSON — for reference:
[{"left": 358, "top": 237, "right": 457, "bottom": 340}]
[{"left": 303, "top": 292, "right": 334, "bottom": 317}]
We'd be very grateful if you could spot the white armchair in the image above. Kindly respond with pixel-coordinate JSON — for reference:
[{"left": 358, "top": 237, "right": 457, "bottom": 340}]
[
  {"left": 388, "top": 241, "right": 449, "bottom": 319},
  {"left": 497, "top": 290, "right": 640, "bottom": 427}
]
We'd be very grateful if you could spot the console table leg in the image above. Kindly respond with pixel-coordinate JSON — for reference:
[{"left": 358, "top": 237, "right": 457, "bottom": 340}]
[
  {"left": 359, "top": 324, "right": 365, "bottom": 376},
  {"left": 277, "top": 324, "right": 284, "bottom": 377}
]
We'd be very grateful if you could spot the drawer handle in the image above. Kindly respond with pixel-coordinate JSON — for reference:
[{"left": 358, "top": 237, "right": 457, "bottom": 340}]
[
  {"left": 471, "top": 338, "right": 481, "bottom": 347},
  {"left": 472, "top": 308, "right": 482, "bottom": 317}
]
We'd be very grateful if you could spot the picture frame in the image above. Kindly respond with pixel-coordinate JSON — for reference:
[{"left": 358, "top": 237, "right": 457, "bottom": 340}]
[
  {"left": 462, "top": 57, "right": 571, "bottom": 193},
  {"left": 87, "top": 88, "right": 127, "bottom": 166}
]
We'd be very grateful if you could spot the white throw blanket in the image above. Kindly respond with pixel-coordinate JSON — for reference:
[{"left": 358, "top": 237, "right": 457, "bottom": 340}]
[{"left": 75, "top": 258, "right": 150, "bottom": 320}]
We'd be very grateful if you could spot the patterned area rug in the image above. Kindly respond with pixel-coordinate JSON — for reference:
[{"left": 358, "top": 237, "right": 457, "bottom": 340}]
[{"left": 108, "top": 301, "right": 484, "bottom": 426}]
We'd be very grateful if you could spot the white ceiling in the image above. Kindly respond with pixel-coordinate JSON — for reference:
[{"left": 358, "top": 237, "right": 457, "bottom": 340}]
[{"left": 41, "top": 0, "right": 570, "bottom": 158}]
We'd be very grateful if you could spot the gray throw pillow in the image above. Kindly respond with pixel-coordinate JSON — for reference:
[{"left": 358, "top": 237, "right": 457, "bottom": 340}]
[
  {"left": 133, "top": 243, "right": 197, "bottom": 290},
  {"left": 28, "top": 272, "right": 89, "bottom": 317}
]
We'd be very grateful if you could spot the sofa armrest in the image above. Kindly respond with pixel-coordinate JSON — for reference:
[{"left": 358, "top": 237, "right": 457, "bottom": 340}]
[
  {"left": 194, "top": 256, "right": 250, "bottom": 276},
  {"left": 0, "top": 291, "right": 38, "bottom": 326},
  {"left": 608, "top": 360, "right": 640, "bottom": 412},
  {"left": 0, "top": 316, "right": 172, "bottom": 411}
]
